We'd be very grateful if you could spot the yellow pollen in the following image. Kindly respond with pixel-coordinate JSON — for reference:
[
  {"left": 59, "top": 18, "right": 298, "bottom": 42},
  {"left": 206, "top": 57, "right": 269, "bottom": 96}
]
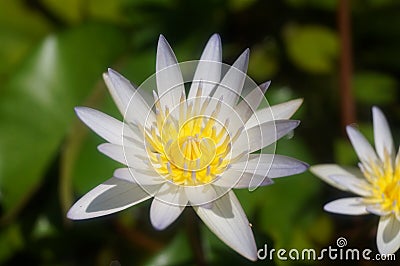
[
  {"left": 362, "top": 149, "right": 400, "bottom": 215},
  {"left": 142, "top": 90, "right": 233, "bottom": 186}
]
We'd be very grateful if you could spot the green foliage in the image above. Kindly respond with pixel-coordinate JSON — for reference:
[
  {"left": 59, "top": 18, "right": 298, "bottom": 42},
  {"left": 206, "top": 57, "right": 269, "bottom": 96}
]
[
  {"left": 144, "top": 231, "right": 193, "bottom": 266},
  {"left": 0, "top": 23, "right": 126, "bottom": 219},
  {"left": 353, "top": 71, "right": 397, "bottom": 105},
  {"left": 284, "top": 24, "right": 339, "bottom": 74}
]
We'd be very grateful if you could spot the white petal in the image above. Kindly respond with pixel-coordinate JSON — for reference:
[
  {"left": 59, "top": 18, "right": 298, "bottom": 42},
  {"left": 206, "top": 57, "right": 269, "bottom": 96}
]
[
  {"left": 185, "top": 185, "right": 217, "bottom": 208},
  {"left": 323, "top": 197, "right": 368, "bottom": 215},
  {"left": 234, "top": 81, "right": 270, "bottom": 124},
  {"left": 75, "top": 107, "right": 124, "bottom": 145},
  {"left": 188, "top": 34, "right": 222, "bottom": 99},
  {"left": 373, "top": 106, "right": 394, "bottom": 163},
  {"left": 329, "top": 174, "right": 371, "bottom": 197},
  {"left": 346, "top": 125, "right": 378, "bottom": 165},
  {"left": 212, "top": 49, "right": 249, "bottom": 107},
  {"left": 232, "top": 119, "right": 300, "bottom": 157},
  {"left": 194, "top": 189, "right": 257, "bottom": 261},
  {"left": 105, "top": 69, "right": 155, "bottom": 126},
  {"left": 213, "top": 169, "right": 273, "bottom": 189},
  {"left": 113, "top": 168, "right": 164, "bottom": 186},
  {"left": 231, "top": 154, "right": 308, "bottom": 178},
  {"left": 156, "top": 35, "right": 185, "bottom": 112},
  {"left": 366, "top": 204, "right": 390, "bottom": 216},
  {"left": 150, "top": 183, "right": 188, "bottom": 230},
  {"left": 310, "top": 164, "right": 356, "bottom": 191},
  {"left": 245, "top": 98, "right": 303, "bottom": 129},
  {"left": 153, "top": 182, "right": 188, "bottom": 206},
  {"left": 150, "top": 198, "right": 186, "bottom": 230},
  {"left": 67, "top": 177, "right": 155, "bottom": 220},
  {"left": 377, "top": 215, "right": 400, "bottom": 254},
  {"left": 97, "top": 143, "right": 146, "bottom": 167}
]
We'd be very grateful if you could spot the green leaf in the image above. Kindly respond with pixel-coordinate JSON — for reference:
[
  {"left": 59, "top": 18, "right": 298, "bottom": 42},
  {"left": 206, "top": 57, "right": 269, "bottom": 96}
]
[
  {"left": 144, "top": 231, "right": 193, "bottom": 266},
  {"left": 248, "top": 42, "right": 279, "bottom": 83},
  {"left": 87, "top": 0, "right": 129, "bottom": 24},
  {"left": 284, "top": 24, "right": 339, "bottom": 74},
  {"left": 0, "top": 23, "right": 126, "bottom": 220},
  {"left": 0, "top": 223, "right": 23, "bottom": 263},
  {"left": 353, "top": 71, "right": 397, "bottom": 105},
  {"left": 41, "top": 0, "right": 83, "bottom": 24},
  {"left": 0, "top": 0, "right": 51, "bottom": 81}
]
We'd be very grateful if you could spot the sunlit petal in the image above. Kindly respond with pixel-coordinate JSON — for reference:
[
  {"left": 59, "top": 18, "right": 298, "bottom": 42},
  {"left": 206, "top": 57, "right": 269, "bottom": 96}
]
[
  {"left": 377, "top": 215, "right": 400, "bottom": 254},
  {"left": 194, "top": 189, "right": 257, "bottom": 261},
  {"left": 75, "top": 107, "right": 125, "bottom": 145},
  {"left": 346, "top": 125, "right": 378, "bottom": 165},
  {"left": 245, "top": 98, "right": 303, "bottom": 129},
  {"left": 372, "top": 106, "right": 394, "bottom": 163},
  {"left": 156, "top": 35, "right": 185, "bottom": 112},
  {"left": 188, "top": 33, "right": 222, "bottom": 99},
  {"left": 67, "top": 178, "right": 157, "bottom": 220},
  {"left": 323, "top": 197, "right": 368, "bottom": 215},
  {"left": 105, "top": 69, "right": 155, "bottom": 126}
]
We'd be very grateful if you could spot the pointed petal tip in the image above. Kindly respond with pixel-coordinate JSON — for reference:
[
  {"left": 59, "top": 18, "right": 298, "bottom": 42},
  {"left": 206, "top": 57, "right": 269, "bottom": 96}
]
[
  {"left": 66, "top": 209, "right": 77, "bottom": 220},
  {"left": 259, "top": 81, "right": 271, "bottom": 93},
  {"left": 372, "top": 105, "right": 381, "bottom": 114},
  {"left": 297, "top": 98, "right": 304, "bottom": 104},
  {"left": 209, "top": 33, "right": 221, "bottom": 42},
  {"left": 346, "top": 124, "right": 357, "bottom": 132},
  {"left": 241, "top": 48, "right": 250, "bottom": 60},
  {"left": 97, "top": 143, "right": 109, "bottom": 153},
  {"left": 233, "top": 48, "right": 250, "bottom": 65},
  {"left": 74, "top": 106, "right": 91, "bottom": 118},
  {"left": 107, "top": 67, "right": 118, "bottom": 76},
  {"left": 151, "top": 219, "right": 167, "bottom": 231},
  {"left": 345, "top": 125, "right": 358, "bottom": 138},
  {"left": 66, "top": 204, "right": 88, "bottom": 221},
  {"left": 74, "top": 106, "right": 83, "bottom": 113},
  {"left": 299, "top": 161, "right": 310, "bottom": 172},
  {"left": 157, "top": 34, "right": 169, "bottom": 47},
  {"left": 291, "top": 119, "right": 301, "bottom": 128},
  {"left": 372, "top": 106, "right": 386, "bottom": 124}
]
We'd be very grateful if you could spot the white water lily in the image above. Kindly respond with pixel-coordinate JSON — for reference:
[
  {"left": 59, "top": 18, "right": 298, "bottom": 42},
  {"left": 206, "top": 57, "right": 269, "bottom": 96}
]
[
  {"left": 311, "top": 107, "right": 400, "bottom": 254},
  {"left": 67, "top": 34, "right": 307, "bottom": 260}
]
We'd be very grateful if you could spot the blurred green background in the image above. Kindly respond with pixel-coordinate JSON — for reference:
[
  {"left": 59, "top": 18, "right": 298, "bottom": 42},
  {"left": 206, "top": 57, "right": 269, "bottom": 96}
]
[{"left": 1, "top": 0, "right": 400, "bottom": 265}]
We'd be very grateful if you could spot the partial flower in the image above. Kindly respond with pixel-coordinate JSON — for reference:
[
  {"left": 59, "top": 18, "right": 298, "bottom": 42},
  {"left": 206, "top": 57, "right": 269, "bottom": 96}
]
[
  {"left": 67, "top": 34, "right": 307, "bottom": 260},
  {"left": 311, "top": 107, "right": 400, "bottom": 254}
]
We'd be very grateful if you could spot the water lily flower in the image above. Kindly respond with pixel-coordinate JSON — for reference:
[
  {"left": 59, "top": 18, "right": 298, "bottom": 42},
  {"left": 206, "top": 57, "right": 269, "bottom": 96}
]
[
  {"left": 67, "top": 33, "right": 307, "bottom": 260},
  {"left": 311, "top": 107, "right": 400, "bottom": 254}
]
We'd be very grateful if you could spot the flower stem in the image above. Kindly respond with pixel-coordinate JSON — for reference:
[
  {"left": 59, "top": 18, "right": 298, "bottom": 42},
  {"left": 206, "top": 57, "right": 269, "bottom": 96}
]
[{"left": 338, "top": 0, "right": 356, "bottom": 130}]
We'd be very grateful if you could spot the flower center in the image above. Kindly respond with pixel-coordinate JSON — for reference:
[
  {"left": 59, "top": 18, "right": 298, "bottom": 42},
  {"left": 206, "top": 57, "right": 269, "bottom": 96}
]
[
  {"left": 362, "top": 151, "right": 400, "bottom": 215},
  {"left": 141, "top": 89, "right": 233, "bottom": 186}
]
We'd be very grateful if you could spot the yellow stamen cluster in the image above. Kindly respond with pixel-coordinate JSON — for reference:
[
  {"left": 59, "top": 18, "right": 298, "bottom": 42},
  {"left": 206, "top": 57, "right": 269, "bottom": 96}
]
[
  {"left": 362, "top": 150, "right": 400, "bottom": 215},
  {"left": 141, "top": 88, "right": 235, "bottom": 186}
]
